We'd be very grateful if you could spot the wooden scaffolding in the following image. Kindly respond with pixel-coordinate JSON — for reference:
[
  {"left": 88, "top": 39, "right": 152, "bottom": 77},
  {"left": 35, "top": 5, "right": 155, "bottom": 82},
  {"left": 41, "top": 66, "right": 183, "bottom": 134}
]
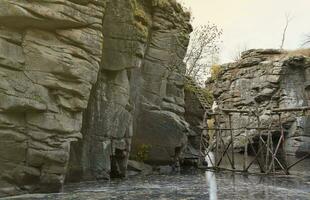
[
  {"left": 185, "top": 77, "right": 310, "bottom": 175},
  {"left": 202, "top": 107, "right": 310, "bottom": 175}
]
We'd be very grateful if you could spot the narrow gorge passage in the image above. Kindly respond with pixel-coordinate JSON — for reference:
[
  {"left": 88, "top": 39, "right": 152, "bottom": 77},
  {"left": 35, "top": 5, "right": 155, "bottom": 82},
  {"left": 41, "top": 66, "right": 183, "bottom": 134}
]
[{"left": 0, "top": 0, "right": 309, "bottom": 199}]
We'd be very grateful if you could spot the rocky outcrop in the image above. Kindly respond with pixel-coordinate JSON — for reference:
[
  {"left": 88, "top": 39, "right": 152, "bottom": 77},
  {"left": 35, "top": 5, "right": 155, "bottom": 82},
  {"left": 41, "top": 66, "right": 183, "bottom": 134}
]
[
  {"left": 0, "top": 0, "right": 191, "bottom": 197},
  {"left": 210, "top": 49, "right": 310, "bottom": 155}
]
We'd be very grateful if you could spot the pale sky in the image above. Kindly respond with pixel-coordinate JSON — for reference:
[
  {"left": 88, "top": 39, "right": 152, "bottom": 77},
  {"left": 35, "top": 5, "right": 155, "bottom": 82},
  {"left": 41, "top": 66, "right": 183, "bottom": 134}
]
[{"left": 178, "top": 0, "right": 310, "bottom": 63}]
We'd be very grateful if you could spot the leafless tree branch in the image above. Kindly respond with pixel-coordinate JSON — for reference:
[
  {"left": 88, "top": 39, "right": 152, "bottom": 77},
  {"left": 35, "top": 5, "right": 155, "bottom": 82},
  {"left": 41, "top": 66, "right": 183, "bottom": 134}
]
[
  {"left": 184, "top": 23, "right": 222, "bottom": 85},
  {"left": 301, "top": 34, "right": 310, "bottom": 47},
  {"left": 280, "top": 13, "right": 293, "bottom": 49}
]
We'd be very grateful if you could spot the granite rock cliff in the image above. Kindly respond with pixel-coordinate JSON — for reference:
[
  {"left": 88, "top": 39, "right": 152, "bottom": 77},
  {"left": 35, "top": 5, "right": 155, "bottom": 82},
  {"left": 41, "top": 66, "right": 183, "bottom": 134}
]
[{"left": 0, "top": 0, "right": 191, "bottom": 197}]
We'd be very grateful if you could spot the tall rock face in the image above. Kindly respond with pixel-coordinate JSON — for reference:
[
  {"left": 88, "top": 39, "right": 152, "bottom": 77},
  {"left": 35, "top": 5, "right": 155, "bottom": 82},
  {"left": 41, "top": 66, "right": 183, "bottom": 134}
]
[
  {"left": 183, "top": 87, "right": 207, "bottom": 160},
  {"left": 0, "top": 0, "right": 191, "bottom": 197},
  {"left": 130, "top": 1, "right": 192, "bottom": 165},
  {"left": 0, "top": 0, "right": 105, "bottom": 196},
  {"left": 67, "top": 0, "right": 145, "bottom": 182},
  {"left": 69, "top": 0, "right": 191, "bottom": 180},
  {"left": 210, "top": 49, "right": 310, "bottom": 155}
]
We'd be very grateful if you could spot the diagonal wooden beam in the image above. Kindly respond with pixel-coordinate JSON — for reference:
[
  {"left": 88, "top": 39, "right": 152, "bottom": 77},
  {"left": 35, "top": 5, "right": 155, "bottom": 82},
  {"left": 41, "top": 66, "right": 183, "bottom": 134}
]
[
  {"left": 259, "top": 136, "right": 288, "bottom": 174},
  {"left": 245, "top": 138, "right": 265, "bottom": 172},
  {"left": 219, "top": 136, "right": 234, "bottom": 169}
]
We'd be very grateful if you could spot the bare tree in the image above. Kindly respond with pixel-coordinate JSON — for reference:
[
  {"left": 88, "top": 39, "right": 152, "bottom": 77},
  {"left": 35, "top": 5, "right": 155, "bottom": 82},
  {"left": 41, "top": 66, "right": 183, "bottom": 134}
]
[
  {"left": 232, "top": 44, "right": 248, "bottom": 61},
  {"left": 184, "top": 23, "right": 222, "bottom": 84},
  {"left": 302, "top": 34, "right": 310, "bottom": 47},
  {"left": 280, "top": 13, "right": 293, "bottom": 49}
]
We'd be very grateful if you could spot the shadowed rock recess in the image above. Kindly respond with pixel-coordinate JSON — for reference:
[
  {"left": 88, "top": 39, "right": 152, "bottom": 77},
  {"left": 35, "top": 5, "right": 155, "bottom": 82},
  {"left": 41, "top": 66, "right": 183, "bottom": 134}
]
[
  {"left": 209, "top": 49, "right": 310, "bottom": 155},
  {"left": 0, "top": 0, "right": 191, "bottom": 197}
]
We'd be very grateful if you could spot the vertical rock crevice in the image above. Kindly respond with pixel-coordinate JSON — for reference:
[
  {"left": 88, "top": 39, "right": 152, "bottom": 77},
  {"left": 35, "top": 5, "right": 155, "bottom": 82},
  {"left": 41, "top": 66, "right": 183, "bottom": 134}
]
[{"left": 68, "top": 0, "right": 149, "bottom": 181}]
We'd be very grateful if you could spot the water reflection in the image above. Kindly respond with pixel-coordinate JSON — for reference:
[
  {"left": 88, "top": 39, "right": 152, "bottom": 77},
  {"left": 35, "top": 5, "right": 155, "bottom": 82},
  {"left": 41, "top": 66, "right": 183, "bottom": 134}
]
[
  {"left": 2, "top": 159, "right": 310, "bottom": 200},
  {"left": 205, "top": 152, "right": 217, "bottom": 200}
]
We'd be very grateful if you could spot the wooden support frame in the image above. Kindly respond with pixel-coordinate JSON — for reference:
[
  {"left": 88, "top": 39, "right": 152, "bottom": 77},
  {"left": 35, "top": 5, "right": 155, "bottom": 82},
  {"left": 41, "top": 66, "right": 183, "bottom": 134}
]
[{"left": 200, "top": 106, "right": 310, "bottom": 176}]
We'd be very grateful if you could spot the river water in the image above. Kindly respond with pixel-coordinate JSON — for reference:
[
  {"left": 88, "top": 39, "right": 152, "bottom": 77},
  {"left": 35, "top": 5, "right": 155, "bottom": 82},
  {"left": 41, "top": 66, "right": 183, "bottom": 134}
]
[{"left": 3, "top": 157, "right": 310, "bottom": 200}]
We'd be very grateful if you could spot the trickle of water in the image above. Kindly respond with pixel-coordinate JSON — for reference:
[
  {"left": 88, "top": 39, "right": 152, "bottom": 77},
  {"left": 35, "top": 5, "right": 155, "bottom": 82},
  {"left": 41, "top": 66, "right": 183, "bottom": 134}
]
[{"left": 205, "top": 152, "right": 217, "bottom": 200}]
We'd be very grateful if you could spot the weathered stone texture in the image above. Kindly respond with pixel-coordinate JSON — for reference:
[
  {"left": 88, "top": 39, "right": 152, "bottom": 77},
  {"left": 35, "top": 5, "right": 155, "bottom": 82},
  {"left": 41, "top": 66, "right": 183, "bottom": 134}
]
[
  {"left": 184, "top": 88, "right": 205, "bottom": 158},
  {"left": 68, "top": 0, "right": 192, "bottom": 180},
  {"left": 0, "top": 0, "right": 191, "bottom": 196},
  {"left": 130, "top": 0, "right": 192, "bottom": 164},
  {"left": 210, "top": 49, "right": 310, "bottom": 155},
  {"left": 0, "top": 0, "right": 105, "bottom": 197},
  {"left": 0, "top": 0, "right": 192, "bottom": 197},
  {"left": 67, "top": 0, "right": 144, "bottom": 181}
]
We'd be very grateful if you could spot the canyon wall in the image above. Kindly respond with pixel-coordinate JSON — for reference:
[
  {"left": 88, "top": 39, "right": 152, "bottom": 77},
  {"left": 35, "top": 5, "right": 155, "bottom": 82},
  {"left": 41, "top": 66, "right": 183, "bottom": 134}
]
[
  {"left": 210, "top": 49, "right": 310, "bottom": 155},
  {"left": 0, "top": 0, "right": 191, "bottom": 197},
  {"left": 0, "top": 0, "right": 105, "bottom": 196},
  {"left": 130, "top": 0, "right": 192, "bottom": 165}
]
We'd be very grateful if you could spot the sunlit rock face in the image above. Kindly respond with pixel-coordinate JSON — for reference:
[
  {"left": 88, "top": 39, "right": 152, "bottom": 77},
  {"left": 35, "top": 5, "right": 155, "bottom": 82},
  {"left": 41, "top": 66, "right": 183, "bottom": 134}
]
[
  {"left": 0, "top": 0, "right": 192, "bottom": 197},
  {"left": 210, "top": 49, "right": 310, "bottom": 155}
]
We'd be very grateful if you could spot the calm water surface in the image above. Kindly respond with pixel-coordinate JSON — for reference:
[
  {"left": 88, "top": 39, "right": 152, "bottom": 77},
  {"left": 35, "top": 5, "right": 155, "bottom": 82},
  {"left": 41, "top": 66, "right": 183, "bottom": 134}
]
[{"left": 3, "top": 158, "right": 310, "bottom": 200}]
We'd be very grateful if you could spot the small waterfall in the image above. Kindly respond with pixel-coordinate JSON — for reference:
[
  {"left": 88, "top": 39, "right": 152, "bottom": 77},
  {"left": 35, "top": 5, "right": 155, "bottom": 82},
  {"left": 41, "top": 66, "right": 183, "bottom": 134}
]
[{"left": 205, "top": 152, "right": 217, "bottom": 200}]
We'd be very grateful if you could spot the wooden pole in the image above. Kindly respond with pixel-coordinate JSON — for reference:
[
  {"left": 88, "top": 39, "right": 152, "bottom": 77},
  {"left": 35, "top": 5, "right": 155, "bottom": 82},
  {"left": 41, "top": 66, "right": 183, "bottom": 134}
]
[
  {"left": 243, "top": 131, "right": 248, "bottom": 171},
  {"left": 228, "top": 114, "right": 235, "bottom": 169},
  {"left": 243, "top": 113, "right": 250, "bottom": 172},
  {"left": 216, "top": 140, "right": 232, "bottom": 167},
  {"left": 270, "top": 133, "right": 275, "bottom": 173},
  {"left": 256, "top": 113, "right": 264, "bottom": 172},
  {"left": 199, "top": 124, "right": 204, "bottom": 167},
  {"left": 287, "top": 153, "right": 310, "bottom": 170},
  {"left": 265, "top": 132, "right": 270, "bottom": 174},
  {"left": 259, "top": 136, "right": 288, "bottom": 174},
  {"left": 267, "top": 114, "right": 285, "bottom": 173},
  {"left": 220, "top": 137, "right": 234, "bottom": 169},
  {"left": 215, "top": 115, "right": 219, "bottom": 168},
  {"left": 199, "top": 110, "right": 209, "bottom": 167},
  {"left": 279, "top": 113, "right": 288, "bottom": 174},
  {"left": 245, "top": 138, "right": 265, "bottom": 172},
  {"left": 272, "top": 106, "right": 310, "bottom": 113},
  {"left": 206, "top": 106, "right": 310, "bottom": 175}
]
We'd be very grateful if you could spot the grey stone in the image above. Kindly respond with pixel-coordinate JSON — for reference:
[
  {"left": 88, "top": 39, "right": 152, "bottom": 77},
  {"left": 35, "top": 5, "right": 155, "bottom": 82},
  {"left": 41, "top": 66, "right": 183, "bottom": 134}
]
[
  {"left": 0, "top": 0, "right": 105, "bottom": 196},
  {"left": 0, "top": 0, "right": 192, "bottom": 197},
  {"left": 210, "top": 49, "right": 310, "bottom": 155},
  {"left": 127, "top": 160, "right": 153, "bottom": 175}
]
